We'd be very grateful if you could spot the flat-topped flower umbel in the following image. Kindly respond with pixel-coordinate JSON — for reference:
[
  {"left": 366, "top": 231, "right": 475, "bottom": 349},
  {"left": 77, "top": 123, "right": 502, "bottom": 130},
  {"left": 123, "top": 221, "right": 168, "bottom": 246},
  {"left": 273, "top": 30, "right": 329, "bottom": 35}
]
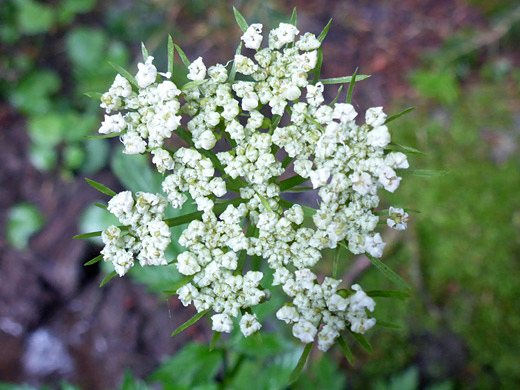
[{"left": 91, "top": 9, "right": 412, "bottom": 355}]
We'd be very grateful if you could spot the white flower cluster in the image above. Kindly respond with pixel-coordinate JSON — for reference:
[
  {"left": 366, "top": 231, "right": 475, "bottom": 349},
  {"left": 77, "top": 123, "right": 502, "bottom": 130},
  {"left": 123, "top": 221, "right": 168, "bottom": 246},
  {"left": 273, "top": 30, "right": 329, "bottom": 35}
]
[
  {"left": 101, "top": 191, "right": 170, "bottom": 276},
  {"left": 95, "top": 17, "right": 411, "bottom": 346},
  {"left": 99, "top": 56, "right": 182, "bottom": 154}
]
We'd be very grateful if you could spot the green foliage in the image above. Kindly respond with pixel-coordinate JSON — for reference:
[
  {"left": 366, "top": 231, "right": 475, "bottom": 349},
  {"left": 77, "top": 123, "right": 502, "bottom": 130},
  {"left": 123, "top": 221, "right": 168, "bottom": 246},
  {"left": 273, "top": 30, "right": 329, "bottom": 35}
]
[
  {"left": 149, "top": 343, "right": 223, "bottom": 390},
  {"left": 6, "top": 203, "right": 45, "bottom": 250}
]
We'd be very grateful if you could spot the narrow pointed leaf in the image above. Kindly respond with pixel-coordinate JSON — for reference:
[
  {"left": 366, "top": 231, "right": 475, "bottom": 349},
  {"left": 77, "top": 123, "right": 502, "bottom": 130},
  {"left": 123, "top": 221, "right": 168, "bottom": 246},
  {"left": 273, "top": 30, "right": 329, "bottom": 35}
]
[
  {"left": 320, "top": 74, "right": 370, "bottom": 85},
  {"left": 290, "top": 7, "right": 297, "bottom": 26},
  {"left": 141, "top": 42, "right": 149, "bottom": 61},
  {"left": 317, "top": 19, "right": 333, "bottom": 43},
  {"left": 163, "top": 275, "right": 194, "bottom": 294},
  {"left": 171, "top": 309, "right": 209, "bottom": 337},
  {"left": 168, "top": 35, "right": 174, "bottom": 75},
  {"left": 366, "top": 254, "right": 412, "bottom": 290},
  {"left": 73, "top": 230, "right": 103, "bottom": 239},
  {"left": 367, "top": 290, "right": 411, "bottom": 300},
  {"left": 376, "top": 320, "right": 401, "bottom": 329},
  {"left": 85, "top": 178, "right": 117, "bottom": 197},
  {"left": 337, "top": 336, "right": 354, "bottom": 365},
  {"left": 281, "top": 154, "right": 293, "bottom": 169},
  {"left": 228, "top": 42, "right": 243, "bottom": 83},
  {"left": 174, "top": 44, "right": 191, "bottom": 67},
  {"left": 279, "top": 174, "right": 308, "bottom": 191},
  {"left": 84, "top": 255, "right": 103, "bottom": 266},
  {"left": 100, "top": 271, "right": 117, "bottom": 287},
  {"left": 406, "top": 169, "right": 449, "bottom": 177},
  {"left": 181, "top": 80, "right": 206, "bottom": 91},
  {"left": 209, "top": 331, "right": 221, "bottom": 351},
  {"left": 333, "top": 246, "right": 340, "bottom": 278},
  {"left": 109, "top": 62, "right": 138, "bottom": 88},
  {"left": 346, "top": 68, "right": 358, "bottom": 104},
  {"left": 268, "top": 114, "right": 281, "bottom": 134},
  {"left": 331, "top": 85, "right": 343, "bottom": 107},
  {"left": 350, "top": 331, "right": 372, "bottom": 353},
  {"left": 385, "top": 107, "right": 415, "bottom": 124},
  {"left": 93, "top": 203, "right": 108, "bottom": 210},
  {"left": 165, "top": 211, "right": 203, "bottom": 227},
  {"left": 84, "top": 92, "right": 102, "bottom": 99},
  {"left": 386, "top": 142, "right": 427, "bottom": 156},
  {"left": 85, "top": 132, "right": 123, "bottom": 140},
  {"left": 256, "top": 192, "right": 272, "bottom": 212},
  {"left": 313, "top": 47, "right": 324, "bottom": 84},
  {"left": 404, "top": 208, "right": 421, "bottom": 214},
  {"left": 288, "top": 342, "right": 313, "bottom": 385},
  {"left": 233, "top": 6, "right": 249, "bottom": 33}
]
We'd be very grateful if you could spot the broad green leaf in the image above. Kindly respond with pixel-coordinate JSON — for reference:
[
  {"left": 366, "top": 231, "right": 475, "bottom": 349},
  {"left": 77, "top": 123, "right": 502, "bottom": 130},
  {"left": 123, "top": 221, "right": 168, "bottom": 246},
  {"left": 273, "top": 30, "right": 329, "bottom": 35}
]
[
  {"left": 367, "top": 290, "right": 411, "bottom": 300},
  {"left": 150, "top": 343, "right": 223, "bottom": 388},
  {"left": 320, "top": 75, "right": 370, "bottom": 85},
  {"left": 385, "top": 107, "right": 415, "bottom": 124},
  {"left": 81, "top": 139, "right": 110, "bottom": 175},
  {"left": 346, "top": 67, "right": 358, "bottom": 104},
  {"left": 141, "top": 42, "right": 149, "bottom": 61},
  {"left": 6, "top": 203, "right": 45, "bottom": 250},
  {"left": 366, "top": 254, "right": 412, "bottom": 290},
  {"left": 228, "top": 42, "right": 243, "bottom": 83},
  {"left": 100, "top": 271, "right": 117, "bottom": 287},
  {"left": 168, "top": 35, "right": 174, "bottom": 75},
  {"left": 9, "top": 69, "right": 61, "bottom": 115},
  {"left": 109, "top": 62, "right": 138, "bottom": 88},
  {"left": 28, "top": 144, "right": 57, "bottom": 172},
  {"left": 337, "top": 336, "right": 354, "bottom": 365},
  {"left": 350, "top": 331, "right": 372, "bottom": 353},
  {"left": 288, "top": 343, "right": 313, "bottom": 385},
  {"left": 66, "top": 28, "right": 107, "bottom": 71},
  {"left": 84, "top": 255, "right": 103, "bottom": 266},
  {"left": 233, "top": 6, "right": 249, "bottom": 33},
  {"left": 171, "top": 309, "right": 209, "bottom": 337},
  {"left": 174, "top": 44, "right": 191, "bottom": 67},
  {"left": 85, "top": 178, "right": 117, "bottom": 197},
  {"left": 290, "top": 8, "right": 297, "bottom": 26},
  {"left": 17, "top": 0, "right": 55, "bottom": 35},
  {"left": 209, "top": 332, "right": 221, "bottom": 351},
  {"left": 111, "top": 146, "right": 163, "bottom": 193},
  {"left": 317, "top": 19, "right": 333, "bottom": 43}
]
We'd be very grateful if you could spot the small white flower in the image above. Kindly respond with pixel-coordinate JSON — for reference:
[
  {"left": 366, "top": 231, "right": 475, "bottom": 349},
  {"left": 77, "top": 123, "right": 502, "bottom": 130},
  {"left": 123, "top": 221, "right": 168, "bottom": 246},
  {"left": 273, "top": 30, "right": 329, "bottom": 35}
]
[
  {"left": 188, "top": 57, "right": 207, "bottom": 81},
  {"left": 292, "top": 320, "right": 317, "bottom": 343},
  {"left": 387, "top": 206, "right": 409, "bottom": 230},
  {"left": 239, "top": 313, "right": 262, "bottom": 337},
  {"left": 276, "top": 305, "right": 300, "bottom": 324},
  {"left": 135, "top": 56, "right": 157, "bottom": 88},
  {"left": 211, "top": 313, "right": 234, "bottom": 333},
  {"left": 365, "top": 107, "right": 387, "bottom": 127},
  {"left": 241, "top": 24, "right": 263, "bottom": 50}
]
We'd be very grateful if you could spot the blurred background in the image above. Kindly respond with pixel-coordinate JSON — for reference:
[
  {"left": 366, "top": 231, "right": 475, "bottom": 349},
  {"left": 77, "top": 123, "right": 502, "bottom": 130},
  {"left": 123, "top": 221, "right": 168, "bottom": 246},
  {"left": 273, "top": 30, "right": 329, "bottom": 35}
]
[{"left": 1, "top": 0, "right": 519, "bottom": 389}]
